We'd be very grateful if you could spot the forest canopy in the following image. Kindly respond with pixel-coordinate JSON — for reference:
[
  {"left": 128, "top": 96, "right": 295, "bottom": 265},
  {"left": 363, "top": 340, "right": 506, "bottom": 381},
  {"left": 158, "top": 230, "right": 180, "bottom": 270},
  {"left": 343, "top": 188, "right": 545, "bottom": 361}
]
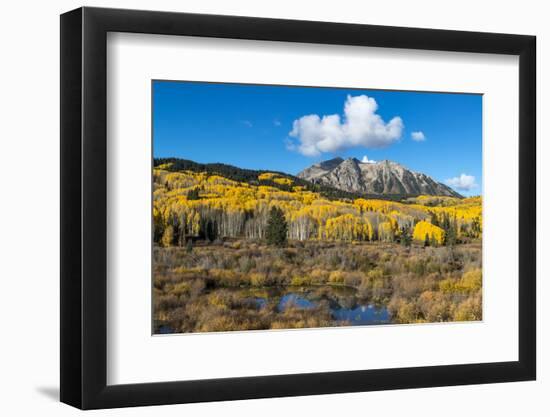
[{"left": 153, "top": 161, "right": 481, "bottom": 248}]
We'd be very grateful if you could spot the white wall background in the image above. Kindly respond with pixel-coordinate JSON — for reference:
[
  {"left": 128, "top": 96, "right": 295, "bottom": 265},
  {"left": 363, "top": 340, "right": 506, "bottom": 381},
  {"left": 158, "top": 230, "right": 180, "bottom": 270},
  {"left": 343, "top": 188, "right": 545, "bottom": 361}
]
[{"left": 0, "top": 0, "right": 545, "bottom": 415}]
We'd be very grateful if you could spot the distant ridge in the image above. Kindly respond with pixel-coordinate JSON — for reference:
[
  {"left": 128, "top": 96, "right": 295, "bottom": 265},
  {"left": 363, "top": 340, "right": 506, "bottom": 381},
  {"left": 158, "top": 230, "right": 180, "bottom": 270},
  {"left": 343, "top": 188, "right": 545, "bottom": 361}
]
[
  {"left": 154, "top": 158, "right": 368, "bottom": 201},
  {"left": 154, "top": 158, "right": 418, "bottom": 202},
  {"left": 298, "top": 157, "right": 462, "bottom": 198}
]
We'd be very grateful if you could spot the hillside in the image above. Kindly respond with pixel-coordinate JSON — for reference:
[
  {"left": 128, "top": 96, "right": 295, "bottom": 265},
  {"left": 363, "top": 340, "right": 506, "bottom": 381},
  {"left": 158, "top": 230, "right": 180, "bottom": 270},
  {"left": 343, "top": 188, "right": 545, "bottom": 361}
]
[
  {"left": 154, "top": 158, "right": 443, "bottom": 201},
  {"left": 153, "top": 160, "right": 481, "bottom": 246},
  {"left": 298, "top": 157, "right": 462, "bottom": 198}
]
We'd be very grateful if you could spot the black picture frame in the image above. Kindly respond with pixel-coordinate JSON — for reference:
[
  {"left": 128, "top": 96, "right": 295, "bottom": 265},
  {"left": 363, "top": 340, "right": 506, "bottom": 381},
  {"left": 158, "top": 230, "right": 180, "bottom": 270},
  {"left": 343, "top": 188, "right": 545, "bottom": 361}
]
[{"left": 60, "top": 6, "right": 536, "bottom": 410}]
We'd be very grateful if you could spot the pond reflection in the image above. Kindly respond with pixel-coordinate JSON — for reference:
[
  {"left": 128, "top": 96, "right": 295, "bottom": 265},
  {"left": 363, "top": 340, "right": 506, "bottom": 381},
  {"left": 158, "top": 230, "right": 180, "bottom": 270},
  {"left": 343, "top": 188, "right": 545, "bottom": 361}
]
[
  {"left": 252, "top": 286, "right": 390, "bottom": 326},
  {"left": 156, "top": 285, "right": 392, "bottom": 335}
]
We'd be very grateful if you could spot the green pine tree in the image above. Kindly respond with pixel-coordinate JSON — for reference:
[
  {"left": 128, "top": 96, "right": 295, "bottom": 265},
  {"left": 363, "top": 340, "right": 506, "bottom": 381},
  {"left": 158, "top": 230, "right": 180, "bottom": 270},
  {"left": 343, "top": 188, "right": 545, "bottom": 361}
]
[
  {"left": 400, "top": 227, "right": 412, "bottom": 247},
  {"left": 266, "top": 206, "right": 288, "bottom": 246},
  {"left": 430, "top": 211, "right": 439, "bottom": 227},
  {"left": 187, "top": 188, "right": 200, "bottom": 200}
]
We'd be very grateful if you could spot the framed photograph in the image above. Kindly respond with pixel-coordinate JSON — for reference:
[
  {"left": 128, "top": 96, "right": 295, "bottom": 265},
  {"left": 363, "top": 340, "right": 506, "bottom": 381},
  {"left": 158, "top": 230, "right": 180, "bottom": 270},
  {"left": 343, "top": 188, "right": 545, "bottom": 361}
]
[{"left": 60, "top": 7, "right": 536, "bottom": 409}]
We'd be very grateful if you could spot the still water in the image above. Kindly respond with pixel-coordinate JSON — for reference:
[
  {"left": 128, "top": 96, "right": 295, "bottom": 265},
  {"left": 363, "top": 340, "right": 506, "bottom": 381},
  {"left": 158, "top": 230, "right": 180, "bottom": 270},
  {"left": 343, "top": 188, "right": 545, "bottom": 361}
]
[
  {"left": 157, "top": 286, "right": 391, "bottom": 334},
  {"left": 253, "top": 286, "right": 390, "bottom": 326}
]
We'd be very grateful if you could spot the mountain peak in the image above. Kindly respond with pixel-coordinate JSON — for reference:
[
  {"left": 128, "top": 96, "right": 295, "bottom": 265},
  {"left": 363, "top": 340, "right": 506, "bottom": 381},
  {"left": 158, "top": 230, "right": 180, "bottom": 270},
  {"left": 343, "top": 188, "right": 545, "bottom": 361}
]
[
  {"left": 343, "top": 157, "right": 361, "bottom": 164},
  {"left": 313, "top": 157, "right": 344, "bottom": 170},
  {"left": 297, "top": 157, "right": 461, "bottom": 198}
]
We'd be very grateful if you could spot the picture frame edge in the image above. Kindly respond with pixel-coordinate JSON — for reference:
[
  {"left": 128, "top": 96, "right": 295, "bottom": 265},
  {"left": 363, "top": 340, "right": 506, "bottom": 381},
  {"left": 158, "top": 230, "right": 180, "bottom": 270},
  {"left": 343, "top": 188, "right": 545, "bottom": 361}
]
[{"left": 60, "top": 6, "right": 537, "bottom": 410}]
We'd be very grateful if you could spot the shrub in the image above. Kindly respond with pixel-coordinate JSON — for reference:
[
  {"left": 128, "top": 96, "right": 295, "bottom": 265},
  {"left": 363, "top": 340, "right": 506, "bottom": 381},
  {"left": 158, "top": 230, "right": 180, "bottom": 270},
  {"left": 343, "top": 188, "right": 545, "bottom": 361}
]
[
  {"left": 343, "top": 271, "right": 363, "bottom": 287},
  {"left": 439, "top": 269, "right": 481, "bottom": 293},
  {"left": 328, "top": 270, "right": 345, "bottom": 284},
  {"left": 418, "top": 291, "right": 451, "bottom": 322},
  {"left": 290, "top": 276, "right": 312, "bottom": 286},
  {"left": 453, "top": 293, "right": 482, "bottom": 321},
  {"left": 249, "top": 272, "right": 267, "bottom": 287},
  {"left": 459, "top": 269, "right": 482, "bottom": 292},
  {"left": 388, "top": 298, "right": 419, "bottom": 323},
  {"left": 171, "top": 282, "right": 190, "bottom": 297},
  {"left": 309, "top": 268, "right": 329, "bottom": 284}
]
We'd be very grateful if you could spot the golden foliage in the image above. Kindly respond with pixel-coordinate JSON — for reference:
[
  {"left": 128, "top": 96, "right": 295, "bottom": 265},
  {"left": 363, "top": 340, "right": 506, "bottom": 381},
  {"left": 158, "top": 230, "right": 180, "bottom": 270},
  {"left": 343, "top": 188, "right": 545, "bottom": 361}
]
[
  {"left": 154, "top": 168, "right": 481, "bottom": 245},
  {"left": 273, "top": 177, "right": 293, "bottom": 186},
  {"left": 413, "top": 221, "right": 445, "bottom": 245},
  {"left": 258, "top": 172, "right": 277, "bottom": 181}
]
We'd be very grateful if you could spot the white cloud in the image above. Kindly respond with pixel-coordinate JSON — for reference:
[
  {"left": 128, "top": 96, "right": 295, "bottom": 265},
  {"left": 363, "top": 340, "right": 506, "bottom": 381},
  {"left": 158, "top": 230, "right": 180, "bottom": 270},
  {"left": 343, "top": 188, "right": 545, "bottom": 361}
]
[
  {"left": 241, "top": 120, "right": 253, "bottom": 128},
  {"left": 284, "top": 137, "right": 296, "bottom": 151},
  {"left": 273, "top": 119, "right": 282, "bottom": 126},
  {"left": 445, "top": 173, "right": 478, "bottom": 191},
  {"left": 287, "top": 95, "right": 404, "bottom": 157},
  {"left": 361, "top": 155, "right": 377, "bottom": 164},
  {"left": 411, "top": 131, "right": 426, "bottom": 141}
]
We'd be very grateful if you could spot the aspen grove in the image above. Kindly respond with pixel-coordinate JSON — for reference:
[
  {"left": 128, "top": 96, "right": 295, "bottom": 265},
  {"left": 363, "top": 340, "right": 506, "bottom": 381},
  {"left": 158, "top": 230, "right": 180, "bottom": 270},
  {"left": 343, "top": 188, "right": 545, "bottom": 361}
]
[{"left": 153, "top": 163, "right": 482, "bottom": 248}]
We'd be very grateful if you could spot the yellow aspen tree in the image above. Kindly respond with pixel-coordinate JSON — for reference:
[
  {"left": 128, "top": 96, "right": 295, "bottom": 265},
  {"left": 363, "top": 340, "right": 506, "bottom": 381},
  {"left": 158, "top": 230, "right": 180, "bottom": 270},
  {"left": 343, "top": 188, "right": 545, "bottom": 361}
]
[{"left": 413, "top": 221, "right": 445, "bottom": 245}]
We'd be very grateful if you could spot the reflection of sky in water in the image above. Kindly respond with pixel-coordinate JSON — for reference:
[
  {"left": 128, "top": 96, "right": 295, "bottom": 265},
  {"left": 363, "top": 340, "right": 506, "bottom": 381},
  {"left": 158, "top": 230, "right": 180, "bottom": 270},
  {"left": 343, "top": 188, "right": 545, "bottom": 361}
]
[
  {"left": 331, "top": 304, "right": 390, "bottom": 325},
  {"left": 157, "top": 325, "right": 175, "bottom": 334},
  {"left": 278, "top": 294, "right": 315, "bottom": 311},
  {"left": 158, "top": 290, "right": 392, "bottom": 334},
  {"left": 271, "top": 292, "right": 390, "bottom": 325},
  {"left": 254, "top": 297, "right": 267, "bottom": 309}
]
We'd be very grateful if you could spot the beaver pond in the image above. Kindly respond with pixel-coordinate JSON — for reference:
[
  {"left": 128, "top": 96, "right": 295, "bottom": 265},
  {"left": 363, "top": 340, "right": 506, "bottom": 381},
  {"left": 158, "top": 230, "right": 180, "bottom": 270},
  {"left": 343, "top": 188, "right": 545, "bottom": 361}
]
[
  {"left": 153, "top": 241, "right": 482, "bottom": 334},
  {"left": 156, "top": 286, "right": 390, "bottom": 334}
]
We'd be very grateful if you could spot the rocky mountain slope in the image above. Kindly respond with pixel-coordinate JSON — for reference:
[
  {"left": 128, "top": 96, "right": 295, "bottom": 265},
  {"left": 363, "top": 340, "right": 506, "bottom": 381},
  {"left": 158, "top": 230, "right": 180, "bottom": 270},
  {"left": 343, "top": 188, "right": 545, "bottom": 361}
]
[{"left": 297, "top": 157, "right": 462, "bottom": 198}]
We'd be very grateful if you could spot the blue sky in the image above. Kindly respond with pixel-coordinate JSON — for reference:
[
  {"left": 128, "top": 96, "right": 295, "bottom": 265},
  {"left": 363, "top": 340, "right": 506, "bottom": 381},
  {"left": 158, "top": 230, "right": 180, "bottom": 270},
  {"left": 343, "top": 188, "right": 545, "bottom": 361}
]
[{"left": 153, "top": 81, "right": 482, "bottom": 196}]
